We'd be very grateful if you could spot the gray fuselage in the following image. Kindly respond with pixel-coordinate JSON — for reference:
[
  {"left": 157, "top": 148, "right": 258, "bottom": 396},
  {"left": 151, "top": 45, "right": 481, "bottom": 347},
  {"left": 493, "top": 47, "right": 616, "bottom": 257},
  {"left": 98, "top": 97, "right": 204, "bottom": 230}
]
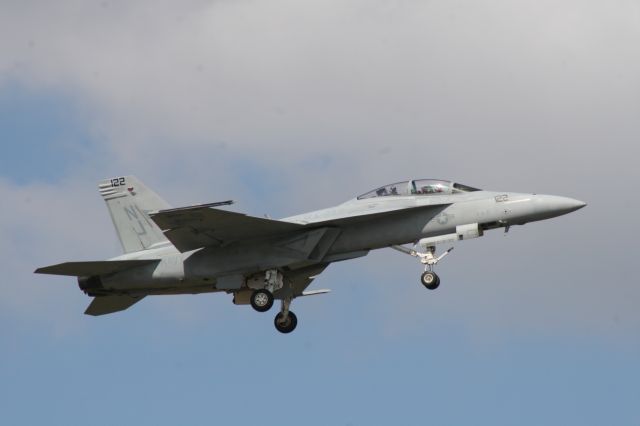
[{"left": 95, "top": 190, "right": 584, "bottom": 296}]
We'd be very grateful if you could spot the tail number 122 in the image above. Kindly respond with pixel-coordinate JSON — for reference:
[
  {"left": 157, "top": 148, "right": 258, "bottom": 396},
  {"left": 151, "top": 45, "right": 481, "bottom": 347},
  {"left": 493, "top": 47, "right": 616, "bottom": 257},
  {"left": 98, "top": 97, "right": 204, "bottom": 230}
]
[{"left": 111, "top": 177, "right": 126, "bottom": 187}]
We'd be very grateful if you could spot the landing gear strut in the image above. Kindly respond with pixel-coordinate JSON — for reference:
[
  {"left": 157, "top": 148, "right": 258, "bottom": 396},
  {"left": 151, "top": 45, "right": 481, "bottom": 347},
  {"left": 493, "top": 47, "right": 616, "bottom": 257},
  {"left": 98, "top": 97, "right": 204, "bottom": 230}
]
[{"left": 392, "top": 244, "right": 453, "bottom": 290}]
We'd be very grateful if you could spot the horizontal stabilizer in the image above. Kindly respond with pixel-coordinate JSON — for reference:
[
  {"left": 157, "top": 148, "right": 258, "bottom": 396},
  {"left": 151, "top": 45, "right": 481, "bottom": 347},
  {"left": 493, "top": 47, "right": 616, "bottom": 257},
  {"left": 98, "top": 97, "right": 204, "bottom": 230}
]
[
  {"left": 85, "top": 295, "right": 145, "bottom": 316},
  {"left": 35, "top": 260, "right": 159, "bottom": 277}
]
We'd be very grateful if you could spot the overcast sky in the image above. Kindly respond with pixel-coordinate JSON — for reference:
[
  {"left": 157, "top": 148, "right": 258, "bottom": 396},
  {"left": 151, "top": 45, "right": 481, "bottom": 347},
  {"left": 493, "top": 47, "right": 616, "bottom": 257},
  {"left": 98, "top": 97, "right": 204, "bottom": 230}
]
[{"left": 1, "top": 1, "right": 638, "bottom": 425}]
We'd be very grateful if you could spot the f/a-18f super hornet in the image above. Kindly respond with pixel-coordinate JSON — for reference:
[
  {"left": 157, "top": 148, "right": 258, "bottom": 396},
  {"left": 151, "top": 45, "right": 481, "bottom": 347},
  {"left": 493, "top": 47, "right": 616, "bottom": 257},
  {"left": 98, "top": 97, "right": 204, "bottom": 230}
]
[{"left": 36, "top": 176, "right": 585, "bottom": 333}]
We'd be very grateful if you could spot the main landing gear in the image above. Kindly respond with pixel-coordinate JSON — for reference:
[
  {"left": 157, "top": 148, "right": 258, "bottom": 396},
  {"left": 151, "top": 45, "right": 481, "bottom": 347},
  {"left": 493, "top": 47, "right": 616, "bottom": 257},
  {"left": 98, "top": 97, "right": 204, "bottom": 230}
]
[
  {"left": 274, "top": 298, "right": 297, "bottom": 334},
  {"left": 392, "top": 244, "right": 453, "bottom": 290},
  {"left": 250, "top": 289, "right": 274, "bottom": 312},
  {"left": 248, "top": 269, "right": 298, "bottom": 334}
]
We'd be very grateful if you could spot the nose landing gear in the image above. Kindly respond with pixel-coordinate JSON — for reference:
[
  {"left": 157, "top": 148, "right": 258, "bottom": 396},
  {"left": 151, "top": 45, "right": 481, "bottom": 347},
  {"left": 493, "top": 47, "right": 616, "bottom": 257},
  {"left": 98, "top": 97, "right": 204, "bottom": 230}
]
[
  {"left": 421, "top": 270, "right": 440, "bottom": 290},
  {"left": 392, "top": 244, "right": 453, "bottom": 290}
]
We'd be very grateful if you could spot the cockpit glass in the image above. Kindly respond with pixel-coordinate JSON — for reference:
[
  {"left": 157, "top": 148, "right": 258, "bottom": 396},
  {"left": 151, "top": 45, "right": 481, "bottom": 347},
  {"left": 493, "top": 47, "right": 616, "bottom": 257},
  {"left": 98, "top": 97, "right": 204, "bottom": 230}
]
[
  {"left": 358, "top": 181, "right": 410, "bottom": 199},
  {"left": 357, "top": 179, "right": 481, "bottom": 199},
  {"left": 411, "top": 179, "right": 451, "bottom": 195},
  {"left": 452, "top": 182, "right": 481, "bottom": 192}
]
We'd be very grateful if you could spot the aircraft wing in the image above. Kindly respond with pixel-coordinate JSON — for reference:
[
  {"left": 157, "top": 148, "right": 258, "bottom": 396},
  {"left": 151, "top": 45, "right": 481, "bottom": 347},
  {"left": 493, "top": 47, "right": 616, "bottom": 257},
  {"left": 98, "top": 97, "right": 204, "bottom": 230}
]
[
  {"left": 85, "top": 295, "right": 145, "bottom": 316},
  {"left": 149, "top": 205, "right": 304, "bottom": 252},
  {"left": 150, "top": 201, "right": 450, "bottom": 253},
  {"left": 35, "top": 260, "right": 159, "bottom": 277}
]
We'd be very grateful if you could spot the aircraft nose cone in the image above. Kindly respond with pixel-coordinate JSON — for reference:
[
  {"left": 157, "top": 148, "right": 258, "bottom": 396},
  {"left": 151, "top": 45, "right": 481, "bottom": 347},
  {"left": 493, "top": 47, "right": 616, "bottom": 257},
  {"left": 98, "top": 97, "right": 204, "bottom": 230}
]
[
  {"left": 557, "top": 197, "right": 587, "bottom": 214},
  {"left": 535, "top": 195, "right": 586, "bottom": 219}
]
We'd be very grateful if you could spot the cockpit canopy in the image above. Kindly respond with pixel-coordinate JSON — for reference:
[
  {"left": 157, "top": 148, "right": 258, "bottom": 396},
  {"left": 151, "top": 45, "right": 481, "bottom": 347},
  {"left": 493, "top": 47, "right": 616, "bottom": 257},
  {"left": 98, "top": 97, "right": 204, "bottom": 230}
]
[{"left": 357, "top": 179, "right": 480, "bottom": 200}]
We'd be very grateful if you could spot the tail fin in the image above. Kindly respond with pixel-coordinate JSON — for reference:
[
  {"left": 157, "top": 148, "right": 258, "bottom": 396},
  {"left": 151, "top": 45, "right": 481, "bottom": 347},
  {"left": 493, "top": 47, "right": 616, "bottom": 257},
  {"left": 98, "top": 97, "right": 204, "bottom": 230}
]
[{"left": 98, "top": 176, "right": 172, "bottom": 253}]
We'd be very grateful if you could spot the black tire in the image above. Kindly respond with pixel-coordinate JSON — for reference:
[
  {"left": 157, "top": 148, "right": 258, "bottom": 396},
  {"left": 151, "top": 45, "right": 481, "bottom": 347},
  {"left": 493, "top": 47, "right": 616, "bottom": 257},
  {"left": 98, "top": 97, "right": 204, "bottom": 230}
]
[
  {"left": 250, "top": 289, "right": 274, "bottom": 312},
  {"left": 421, "top": 271, "right": 440, "bottom": 290},
  {"left": 274, "top": 311, "right": 298, "bottom": 334}
]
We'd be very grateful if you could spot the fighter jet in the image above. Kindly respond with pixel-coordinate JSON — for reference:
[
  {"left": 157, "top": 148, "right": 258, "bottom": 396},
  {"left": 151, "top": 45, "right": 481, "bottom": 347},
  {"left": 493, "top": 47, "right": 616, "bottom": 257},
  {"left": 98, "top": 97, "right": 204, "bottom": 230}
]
[{"left": 36, "top": 176, "right": 585, "bottom": 333}]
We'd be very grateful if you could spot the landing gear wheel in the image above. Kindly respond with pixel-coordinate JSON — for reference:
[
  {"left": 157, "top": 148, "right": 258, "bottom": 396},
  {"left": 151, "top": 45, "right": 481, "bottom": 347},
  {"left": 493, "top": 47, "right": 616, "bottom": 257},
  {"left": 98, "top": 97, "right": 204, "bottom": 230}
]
[
  {"left": 421, "top": 271, "right": 440, "bottom": 290},
  {"left": 250, "top": 289, "right": 274, "bottom": 312},
  {"left": 274, "top": 311, "right": 298, "bottom": 334}
]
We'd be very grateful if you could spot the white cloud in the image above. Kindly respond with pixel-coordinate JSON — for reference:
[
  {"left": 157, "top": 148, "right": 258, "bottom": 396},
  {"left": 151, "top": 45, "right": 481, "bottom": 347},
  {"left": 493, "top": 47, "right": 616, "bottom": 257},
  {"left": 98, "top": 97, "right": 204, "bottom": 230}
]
[
  {"left": 0, "top": 178, "right": 115, "bottom": 331},
  {"left": 1, "top": 0, "right": 638, "bottom": 337},
  {"left": 2, "top": 0, "right": 638, "bottom": 166}
]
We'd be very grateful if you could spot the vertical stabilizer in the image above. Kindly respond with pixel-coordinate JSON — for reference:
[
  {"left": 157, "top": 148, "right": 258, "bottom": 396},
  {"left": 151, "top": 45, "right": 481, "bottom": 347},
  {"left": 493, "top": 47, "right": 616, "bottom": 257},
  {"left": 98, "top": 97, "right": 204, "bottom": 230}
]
[{"left": 98, "top": 176, "right": 172, "bottom": 253}]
